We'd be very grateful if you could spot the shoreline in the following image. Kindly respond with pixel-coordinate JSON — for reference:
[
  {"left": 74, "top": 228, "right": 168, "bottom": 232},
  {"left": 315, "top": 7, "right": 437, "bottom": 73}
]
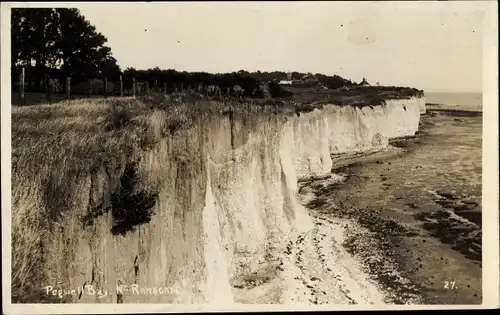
[
  {"left": 425, "top": 102, "right": 483, "bottom": 116},
  {"left": 426, "top": 108, "right": 482, "bottom": 117},
  {"left": 298, "top": 110, "right": 482, "bottom": 304}
]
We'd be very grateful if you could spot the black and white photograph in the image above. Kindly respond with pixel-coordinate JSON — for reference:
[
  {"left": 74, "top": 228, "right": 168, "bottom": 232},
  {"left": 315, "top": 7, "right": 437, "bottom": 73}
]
[{"left": 1, "top": 1, "right": 498, "bottom": 313}]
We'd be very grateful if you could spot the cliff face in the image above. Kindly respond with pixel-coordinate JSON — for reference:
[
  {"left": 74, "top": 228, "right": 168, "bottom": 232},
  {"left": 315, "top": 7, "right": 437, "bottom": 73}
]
[
  {"left": 12, "top": 97, "right": 424, "bottom": 304},
  {"left": 416, "top": 96, "right": 427, "bottom": 114},
  {"left": 283, "top": 98, "right": 423, "bottom": 179}
]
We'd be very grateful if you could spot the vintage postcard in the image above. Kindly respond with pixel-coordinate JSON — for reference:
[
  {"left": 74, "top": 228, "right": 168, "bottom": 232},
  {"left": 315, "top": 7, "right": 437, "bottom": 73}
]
[{"left": 1, "top": 1, "right": 498, "bottom": 313}]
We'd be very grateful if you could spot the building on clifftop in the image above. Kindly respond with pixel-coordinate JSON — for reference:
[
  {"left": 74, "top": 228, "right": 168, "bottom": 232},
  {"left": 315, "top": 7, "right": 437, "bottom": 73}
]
[{"left": 359, "top": 77, "right": 371, "bottom": 87}]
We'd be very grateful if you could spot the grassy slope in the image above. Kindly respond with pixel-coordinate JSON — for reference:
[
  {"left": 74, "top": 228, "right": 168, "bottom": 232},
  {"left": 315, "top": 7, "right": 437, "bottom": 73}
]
[{"left": 11, "top": 95, "right": 205, "bottom": 301}]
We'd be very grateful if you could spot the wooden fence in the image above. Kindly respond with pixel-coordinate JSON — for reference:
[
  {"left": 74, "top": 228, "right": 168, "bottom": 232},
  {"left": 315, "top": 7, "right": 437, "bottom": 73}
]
[
  {"left": 13, "top": 67, "right": 266, "bottom": 106},
  {"left": 15, "top": 68, "right": 132, "bottom": 103}
]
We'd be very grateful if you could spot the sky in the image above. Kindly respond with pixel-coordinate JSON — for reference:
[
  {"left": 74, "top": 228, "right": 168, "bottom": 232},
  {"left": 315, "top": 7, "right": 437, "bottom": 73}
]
[{"left": 76, "top": 1, "right": 485, "bottom": 93}]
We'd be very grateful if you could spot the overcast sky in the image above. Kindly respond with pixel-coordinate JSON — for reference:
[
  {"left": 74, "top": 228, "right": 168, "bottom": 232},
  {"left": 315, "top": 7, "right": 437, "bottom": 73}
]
[{"left": 76, "top": 1, "right": 485, "bottom": 93}]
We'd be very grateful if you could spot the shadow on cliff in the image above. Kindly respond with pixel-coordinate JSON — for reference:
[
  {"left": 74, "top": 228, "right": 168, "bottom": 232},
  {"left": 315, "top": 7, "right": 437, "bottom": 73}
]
[{"left": 110, "top": 162, "right": 159, "bottom": 236}]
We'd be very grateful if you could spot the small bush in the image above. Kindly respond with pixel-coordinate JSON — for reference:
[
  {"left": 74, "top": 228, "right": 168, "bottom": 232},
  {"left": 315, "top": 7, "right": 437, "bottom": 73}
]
[
  {"left": 164, "top": 104, "right": 194, "bottom": 134},
  {"left": 104, "top": 103, "right": 135, "bottom": 130},
  {"left": 139, "top": 94, "right": 173, "bottom": 109},
  {"left": 111, "top": 162, "right": 159, "bottom": 236}
]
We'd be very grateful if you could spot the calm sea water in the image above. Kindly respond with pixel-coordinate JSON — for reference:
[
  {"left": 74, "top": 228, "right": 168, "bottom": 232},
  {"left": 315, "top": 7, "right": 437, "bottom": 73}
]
[
  {"left": 423, "top": 92, "right": 482, "bottom": 192},
  {"left": 425, "top": 92, "right": 482, "bottom": 110}
]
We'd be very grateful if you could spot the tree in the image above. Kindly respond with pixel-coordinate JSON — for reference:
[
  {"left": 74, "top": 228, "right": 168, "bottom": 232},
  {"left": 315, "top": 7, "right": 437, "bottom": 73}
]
[
  {"left": 11, "top": 8, "right": 59, "bottom": 90},
  {"left": 11, "top": 8, "right": 26, "bottom": 89},
  {"left": 55, "top": 8, "right": 121, "bottom": 85},
  {"left": 29, "top": 9, "right": 59, "bottom": 89},
  {"left": 11, "top": 8, "right": 121, "bottom": 92}
]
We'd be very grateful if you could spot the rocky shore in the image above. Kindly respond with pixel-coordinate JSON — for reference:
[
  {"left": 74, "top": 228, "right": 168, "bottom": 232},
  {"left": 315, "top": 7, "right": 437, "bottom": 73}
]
[{"left": 298, "top": 109, "right": 482, "bottom": 304}]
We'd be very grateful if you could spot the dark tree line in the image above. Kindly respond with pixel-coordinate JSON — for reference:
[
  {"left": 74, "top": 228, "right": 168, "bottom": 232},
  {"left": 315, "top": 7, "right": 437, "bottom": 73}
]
[
  {"left": 121, "top": 67, "right": 289, "bottom": 98},
  {"left": 314, "top": 74, "right": 355, "bottom": 89},
  {"left": 11, "top": 8, "right": 356, "bottom": 98},
  {"left": 11, "top": 8, "right": 121, "bottom": 92},
  {"left": 121, "top": 68, "right": 355, "bottom": 98},
  {"left": 230, "top": 70, "right": 355, "bottom": 90}
]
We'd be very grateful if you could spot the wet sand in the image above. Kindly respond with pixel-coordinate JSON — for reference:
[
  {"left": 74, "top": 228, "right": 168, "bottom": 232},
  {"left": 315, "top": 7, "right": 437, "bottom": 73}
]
[{"left": 298, "top": 109, "right": 482, "bottom": 304}]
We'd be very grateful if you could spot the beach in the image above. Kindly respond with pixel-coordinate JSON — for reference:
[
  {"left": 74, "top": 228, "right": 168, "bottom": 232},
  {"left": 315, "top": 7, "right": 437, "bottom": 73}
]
[{"left": 296, "top": 95, "right": 483, "bottom": 304}]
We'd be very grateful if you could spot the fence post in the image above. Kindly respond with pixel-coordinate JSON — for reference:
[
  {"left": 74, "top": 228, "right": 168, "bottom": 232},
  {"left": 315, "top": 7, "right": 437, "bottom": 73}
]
[
  {"left": 66, "top": 77, "right": 71, "bottom": 99},
  {"left": 145, "top": 81, "right": 150, "bottom": 95},
  {"left": 163, "top": 82, "right": 167, "bottom": 94},
  {"left": 88, "top": 79, "right": 92, "bottom": 96},
  {"left": 120, "top": 75, "right": 124, "bottom": 97},
  {"left": 45, "top": 75, "right": 52, "bottom": 102},
  {"left": 19, "top": 67, "right": 25, "bottom": 102},
  {"left": 132, "top": 77, "right": 136, "bottom": 97},
  {"left": 104, "top": 77, "right": 108, "bottom": 97}
]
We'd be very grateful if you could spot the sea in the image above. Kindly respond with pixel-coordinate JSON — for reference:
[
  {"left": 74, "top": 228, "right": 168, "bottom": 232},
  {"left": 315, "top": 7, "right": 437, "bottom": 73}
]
[{"left": 425, "top": 92, "right": 483, "bottom": 111}]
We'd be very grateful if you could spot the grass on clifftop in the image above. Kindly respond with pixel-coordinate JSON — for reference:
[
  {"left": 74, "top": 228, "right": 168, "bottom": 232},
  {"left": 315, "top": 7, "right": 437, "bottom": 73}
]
[{"left": 285, "top": 85, "right": 424, "bottom": 107}]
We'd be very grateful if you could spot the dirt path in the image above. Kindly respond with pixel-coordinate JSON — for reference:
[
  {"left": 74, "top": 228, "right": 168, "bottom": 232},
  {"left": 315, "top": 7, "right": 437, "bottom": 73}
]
[
  {"left": 232, "top": 204, "right": 390, "bottom": 304},
  {"left": 283, "top": 208, "right": 388, "bottom": 305}
]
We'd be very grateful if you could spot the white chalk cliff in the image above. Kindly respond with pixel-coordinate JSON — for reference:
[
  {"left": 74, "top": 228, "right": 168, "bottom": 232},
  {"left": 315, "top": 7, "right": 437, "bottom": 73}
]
[{"left": 15, "top": 97, "right": 425, "bottom": 304}]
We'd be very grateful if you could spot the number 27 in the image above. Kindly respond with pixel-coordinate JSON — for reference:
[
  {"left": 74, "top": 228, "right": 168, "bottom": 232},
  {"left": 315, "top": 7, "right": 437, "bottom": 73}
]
[{"left": 444, "top": 281, "right": 456, "bottom": 289}]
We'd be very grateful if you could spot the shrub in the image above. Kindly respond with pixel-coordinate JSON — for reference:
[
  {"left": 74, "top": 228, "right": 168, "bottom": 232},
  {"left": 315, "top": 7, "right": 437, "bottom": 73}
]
[{"left": 104, "top": 103, "right": 136, "bottom": 130}]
